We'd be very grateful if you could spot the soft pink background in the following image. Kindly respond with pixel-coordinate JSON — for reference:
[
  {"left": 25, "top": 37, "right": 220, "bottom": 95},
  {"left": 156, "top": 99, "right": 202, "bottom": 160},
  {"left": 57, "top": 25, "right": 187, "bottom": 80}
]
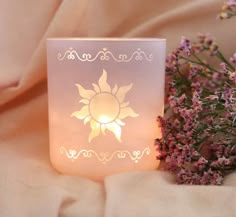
[{"left": 0, "top": 0, "right": 236, "bottom": 217}]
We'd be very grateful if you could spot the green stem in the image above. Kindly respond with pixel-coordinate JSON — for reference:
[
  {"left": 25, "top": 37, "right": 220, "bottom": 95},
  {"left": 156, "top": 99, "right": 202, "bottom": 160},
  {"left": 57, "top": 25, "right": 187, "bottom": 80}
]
[
  {"left": 228, "top": 11, "right": 236, "bottom": 18},
  {"left": 201, "top": 110, "right": 224, "bottom": 116},
  {"left": 180, "top": 55, "right": 219, "bottom": 73},
  {"left": 216, "top": 51, "right": 235, "bottom": 71},
  {"left": 179, "top": 55, "right": 200, "bottom": 65},
  {"left": 192, "top": 53, "right": 219, "bottom": 73}
]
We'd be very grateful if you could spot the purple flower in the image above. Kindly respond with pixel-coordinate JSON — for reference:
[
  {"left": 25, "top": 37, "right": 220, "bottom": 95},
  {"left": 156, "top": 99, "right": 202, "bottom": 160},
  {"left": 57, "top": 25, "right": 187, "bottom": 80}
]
[
  {"left": 211, "top": 157, "right": 231, "bottom": 168},
  {"left": 191, "top": 82, "right": 202, "bottom": 92},
  {"left": 188, "top": 64, "right": 203, "bottom": 79},
  {"left": 212, "top": 72, "right": 223, "bottom": 82},
  {"left": 186, "top": 130, "right": 193, "bottom": 138},
  {"left": 179, "top": 37, "right": 192, "bottom": 56},
  {"left": 206, "top": 95, "right": 219, "bottom": 101},
  {"left": 177, "top": 169, "right": 193, "bottom": 184},
  {"left": 156, "top": 116, "right": 165, "bottom": 128},
  {"left": 192, "top": 43, "right": 204, "bottom": 53},
  {"left": 210, "top": 143, "right": 225, "bottom": 158},
  {"left": 221, "top": 85, "right": 235, "bottom": 108},
  {"left": 218, "top": 0, "right": 236, "bottom": 19},
  {"left": 166, "top": 50, "right": 180, "bottom": 72},
  {"left": 168, "top": 96, "right": 177, "bottom": 108},
  {"left": 209, "top": 43, "right": 218, "bottom": 56},
  {"left": 220, "top": 62, "right": 228, "bottom": 72},
  {"left": 177, "top": 169, "right": 202, "bottom": 185},
  {"left": 183, "top": 121, "right": 193, "bottom": 131},
  {"left": 167, "top": 81, "right": 178, "bottom": 95},
  {"left": 165, "top": 155, "right": 179, "bottom": 172},
  {"left": 192, "top": 91, "right": 203, "bottom": 112},
  {"left": 227, "top": 0, "right": 236, "bottom": 6},
  {"left": 230, "top": 53, "right": 236, "bottom": 63},
  {"left": 158, "top": 32, "right": 236, "bottom": 186},
  {"left": 228, "top": 71, "right": 236, "bottom": 82},
  {"left": 203, "top": 34, "right": 213, "bottom": 46},
  {"left": 173, "top": 119, "right": 181, "bottom": 128},
  {"left": 179, "top": 108, "right": 194, "bottom": 122},
  {"left": 202, "top": 169, "right": 223, "bottom": 185},
  {"left": 194, "top": 157, "right": 208, "bottom": 171},
  {"left": 177, "top": 168, "right": 223, "bottom": 185}
]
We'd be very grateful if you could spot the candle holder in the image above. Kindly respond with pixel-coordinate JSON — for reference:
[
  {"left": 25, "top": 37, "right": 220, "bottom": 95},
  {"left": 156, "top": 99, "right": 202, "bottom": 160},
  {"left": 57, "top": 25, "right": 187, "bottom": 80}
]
[{"left": 47, "top": 38, "right": 166, "bottom": 181}]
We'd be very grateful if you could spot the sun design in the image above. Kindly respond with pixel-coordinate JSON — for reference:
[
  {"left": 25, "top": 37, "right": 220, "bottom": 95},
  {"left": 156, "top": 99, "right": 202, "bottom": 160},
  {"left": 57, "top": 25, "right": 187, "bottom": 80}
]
[{"left": 71, "top": 69, "right": 139, "bottom": 143}]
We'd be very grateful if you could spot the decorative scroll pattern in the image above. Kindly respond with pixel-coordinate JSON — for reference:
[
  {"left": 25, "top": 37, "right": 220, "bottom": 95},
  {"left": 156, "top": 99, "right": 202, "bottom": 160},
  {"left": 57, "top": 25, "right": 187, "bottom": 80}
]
[
  {"left": 57, "top": 47, "right": 153, "bottom": 62},
  {"left": 60, "top": 146, "right": 151, "bottom": 164}
]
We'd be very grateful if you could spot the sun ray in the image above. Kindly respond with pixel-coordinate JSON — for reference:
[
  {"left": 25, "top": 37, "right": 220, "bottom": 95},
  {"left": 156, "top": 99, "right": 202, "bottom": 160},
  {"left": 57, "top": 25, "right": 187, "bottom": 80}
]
[
  {"left": 120, "top": 101, "right": 130, "bottom": 108},
  {"left": 76, "top": 84, "right": 96, "bottom": 99},
  {"left": 116, "top": 119, "right": 125, "bottom": 126},
  {"left": 106, "top": 122, "right": 122, "bottom": 142},
  {"left": 116, "top": 84, "right": 133, "bottom": 102},
  {"left": 101, "top": 124, "right": 106, "bottom": 135},
  {"left": 89, "top": 119, "right": 101, "bottom": 143},
  {"left": 112, "top": 84, "right": 118, "bottom": 95},
  {"left": 79, "top": 99, "right": 89, "bottom": 104},
  {"left": 119, "top": 107, "right": 139, "bottom": 119},
  {"left": 84, "top": 115, "right": 92, "bottom": 125},
  {"left": 92, "top": 83, "right": 100, "bottom": 93},
  {"left": 98, "top": 70, "right": 111, "bottom": 92},
  {"left": 71, "top": 106, "right": 89, "bottom": 120}
]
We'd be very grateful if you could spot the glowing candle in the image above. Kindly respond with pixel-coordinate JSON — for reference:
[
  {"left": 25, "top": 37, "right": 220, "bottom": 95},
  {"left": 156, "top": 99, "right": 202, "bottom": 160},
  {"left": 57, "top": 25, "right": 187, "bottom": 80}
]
[{"left": 47, "top": 38, "right": 166, "bottom": 181}]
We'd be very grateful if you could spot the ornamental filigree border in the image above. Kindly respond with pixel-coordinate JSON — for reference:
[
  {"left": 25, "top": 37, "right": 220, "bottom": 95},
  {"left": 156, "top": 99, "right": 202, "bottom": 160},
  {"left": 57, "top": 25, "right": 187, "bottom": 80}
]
[
  {"left": 57, "top": 47, "right": 153, "bottom": 62},
  {"left": 60, "top": 146, "right": 151, "bottom": 164}
]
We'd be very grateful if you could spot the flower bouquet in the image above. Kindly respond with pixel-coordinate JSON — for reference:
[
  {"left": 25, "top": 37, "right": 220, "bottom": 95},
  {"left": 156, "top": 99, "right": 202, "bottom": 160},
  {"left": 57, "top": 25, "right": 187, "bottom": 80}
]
[{"left": 156, "top": 1, "right": 236, "bottom": 185}]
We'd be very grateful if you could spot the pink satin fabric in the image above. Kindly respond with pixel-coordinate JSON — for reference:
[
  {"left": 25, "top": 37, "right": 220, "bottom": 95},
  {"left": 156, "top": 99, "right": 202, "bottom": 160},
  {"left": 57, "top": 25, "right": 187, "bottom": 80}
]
[{"left": 0, "top": 0, "right": 235, "bottom": 216}]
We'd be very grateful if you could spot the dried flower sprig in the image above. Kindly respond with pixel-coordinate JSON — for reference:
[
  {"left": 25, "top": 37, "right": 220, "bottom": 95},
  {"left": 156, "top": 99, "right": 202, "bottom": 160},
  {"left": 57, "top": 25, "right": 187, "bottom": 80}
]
[
  {"left": 218, "top": 0, "right": 236, "bottom": 19},
  {"left": 156, "top": 34, "right": 236, "bottom": 185}
]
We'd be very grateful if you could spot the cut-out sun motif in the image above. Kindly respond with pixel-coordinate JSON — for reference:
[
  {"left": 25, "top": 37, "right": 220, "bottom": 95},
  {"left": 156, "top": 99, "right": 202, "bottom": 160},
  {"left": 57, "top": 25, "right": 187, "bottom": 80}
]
[{"left": 71, "top": 69, "right": 139, "bottom": 143}]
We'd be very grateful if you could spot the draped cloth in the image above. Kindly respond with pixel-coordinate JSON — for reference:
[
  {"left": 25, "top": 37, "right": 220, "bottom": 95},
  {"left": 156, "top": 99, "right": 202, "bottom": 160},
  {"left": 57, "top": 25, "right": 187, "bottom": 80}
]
[{"left": 0, "top": 0, "right": 235, "bottom": 216}]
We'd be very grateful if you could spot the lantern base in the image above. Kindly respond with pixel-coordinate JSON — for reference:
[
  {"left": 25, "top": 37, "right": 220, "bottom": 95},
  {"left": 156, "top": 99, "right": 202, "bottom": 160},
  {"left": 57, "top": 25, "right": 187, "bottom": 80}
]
[{"left": 50, "top": 147, "right": 160, "bottom": 182}]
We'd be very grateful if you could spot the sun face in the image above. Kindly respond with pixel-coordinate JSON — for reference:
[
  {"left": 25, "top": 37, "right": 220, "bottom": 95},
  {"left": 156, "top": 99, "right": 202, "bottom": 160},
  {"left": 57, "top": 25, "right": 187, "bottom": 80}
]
[{"left": 71, "top": 69, "right": 139, "bottom": 143}]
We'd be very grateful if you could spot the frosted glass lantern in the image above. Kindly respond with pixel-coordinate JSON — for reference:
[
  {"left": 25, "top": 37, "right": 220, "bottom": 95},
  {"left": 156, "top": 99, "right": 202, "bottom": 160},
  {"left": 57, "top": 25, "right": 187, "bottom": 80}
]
[{"left": 46, "top": 38, "right": 166, "bottom": 181}]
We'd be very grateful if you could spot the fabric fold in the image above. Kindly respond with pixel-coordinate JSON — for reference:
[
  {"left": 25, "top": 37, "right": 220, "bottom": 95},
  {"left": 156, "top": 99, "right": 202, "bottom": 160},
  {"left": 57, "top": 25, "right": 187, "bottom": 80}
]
[
  {"left": 0, "top": 0, "right": 236, "bottom": 216},
  {"left": 104, "top": 171, "right": 236, "bottom": 217}
]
